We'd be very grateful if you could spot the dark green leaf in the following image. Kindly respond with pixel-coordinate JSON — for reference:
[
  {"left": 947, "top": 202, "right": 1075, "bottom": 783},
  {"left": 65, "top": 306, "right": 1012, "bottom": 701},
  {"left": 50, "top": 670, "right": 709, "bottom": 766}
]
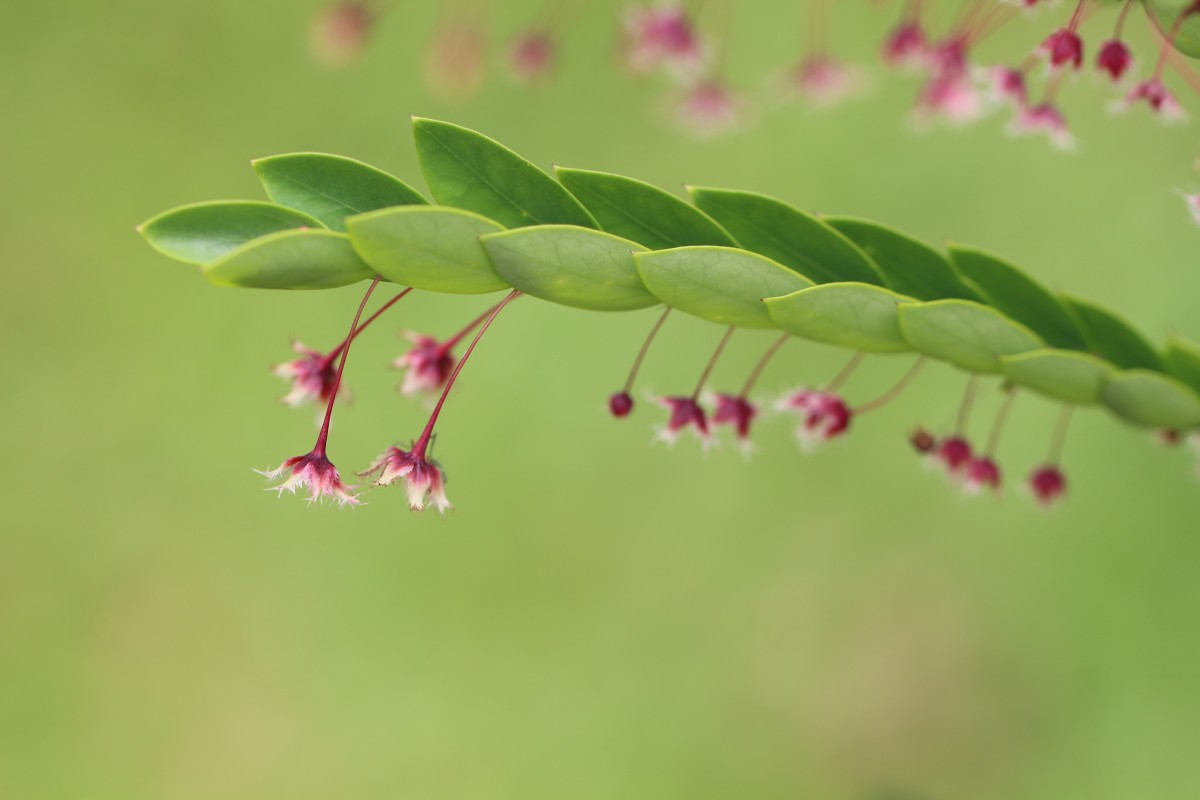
[
  {"left": 482, "top": 226, "right": 656, "bottom": 311},
  {"left": 555, "top": 167, "right": 735, "bottom": 250},
  {"left": 1000, "top": 349, "right": 1114, "bottom": 405},
  {"left": 688, "top": 187, "right": 885, "bottom": 285},
  {"left": 898, "top": 300, "right": 1045, "bottom": 374},
  {"left": 412, "top": 118, "right": 596, "bottom": 229},
  {"left": 204, "top": 229, "right": 375, "bottom": 290},
  {"left": 824, "top": 217, "right": 981, "bottom": 301},
  {"left": 948, "top": 244, "right": 1087, "bottom": 350},
  {"left": 138, "top": 201, "right": 324, "bottom": 265},
  {"left": 765, "top": 282, "right": 913, "bottom": 353},
  {"left": 635, "top": 246, "right": 812, "bottom": 329},
  {"left": 1101, "top": 370, "right": 1200, "bottom": 430},
  {"left": 1061, "top": 295, "right": 1164, "bottom": 371},
  {"left": 253, "top": 153, "right": 427, "bottom": 231},
  {"left": 347, "top": 206, "right": 507, "bottom": 294}
]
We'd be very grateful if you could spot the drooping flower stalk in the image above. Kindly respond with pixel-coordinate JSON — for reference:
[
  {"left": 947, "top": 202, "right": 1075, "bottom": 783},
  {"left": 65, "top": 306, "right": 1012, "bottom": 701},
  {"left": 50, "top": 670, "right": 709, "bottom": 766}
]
[
  {"left": 853, "top": 356, "right": 927, "bottom": 415},
  {"left": 963, "top": 384, "right": 1018, "bottom": 493},
  {"left": 1029, "top": 404, "right": 1073, "bottom": 506},
  {"left": 394, "top": 298, "right": 508, "bottom": 396},
  {"left": 610, "top": 305, "right": 673, "bottom": 417},
  {"left": 657, "top": 324, "right": 735, "bottom": 445},
  {"left": 712, "top": 333, "right": 789, "bottom": 445}
]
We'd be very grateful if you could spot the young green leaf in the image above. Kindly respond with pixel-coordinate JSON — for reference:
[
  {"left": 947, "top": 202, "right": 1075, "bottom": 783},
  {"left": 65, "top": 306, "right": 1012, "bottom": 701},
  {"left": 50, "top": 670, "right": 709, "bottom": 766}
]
[
  {"left": 1164, "top": 335, "right": 1200, "bottom": 395},
  {"left": 1101, "top": 370, "right": 1200, "bottom": 430},
  {"left": 481, "top": 226, "right": 656, "bottom": 311},
  {"left": 555, "top": 167, "right": 735, "bottom": 250},
  {"left": 1000, "top": 349, "right": 1115, "bottom": 405},
  {"left": 948, "top": 244, "right": 1087, "bottom": 351},
  {"left": 412, "top": 118, "right": 596, "bottom": 229},
  {"left": 898, "top": 299, "right": 1045, "bottom": 374},
  {"left": 204, "top": 229, "right": 375, "bottom": 290},
  {"left": 138, "top": 201, "right": 324, "bottom": 265},
  {"left": 823, "top": 217, "right": 982, "bottom": 302},
  {"left": 765, "top": 282, "right": 913, "bottom": 353},
  {"left": 346, "top": 206, "right": 508, "bottom": 295},
  {"left": 688, "top": 187, "right": 884, "bottom": 285},
  {"left": 635, "top": 247, "right": 812, "bottom": 329},
  {"left": 253, "top": 153, "right": 428, "bottom": 231},
  {"left": 1061, "top": 295, "right": 1164, "bottom": 371}
]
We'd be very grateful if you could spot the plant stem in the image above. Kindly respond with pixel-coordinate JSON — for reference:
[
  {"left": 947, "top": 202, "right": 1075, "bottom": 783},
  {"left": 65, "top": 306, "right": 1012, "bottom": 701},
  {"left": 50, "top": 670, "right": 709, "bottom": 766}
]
[{"left": 315, "top": 277, "right": 381, "bottom": 456}]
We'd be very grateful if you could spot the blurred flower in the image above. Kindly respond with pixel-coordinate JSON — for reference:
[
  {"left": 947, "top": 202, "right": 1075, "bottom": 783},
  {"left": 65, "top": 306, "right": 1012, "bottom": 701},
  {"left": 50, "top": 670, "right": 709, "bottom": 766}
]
[
  {"left": 779, "top": 389, "right": 852, "bottom": 450},
  {"left": 1096, "top": 39, "right": 1133, "bottom": 82},
  {"left": 782, "top": 56, "right": 868, "bottom": 108},
  {"left": 1028, "top": 464, "right": 1067, "bottom": 506},
  {"left": 881, "top": 21, "right": 929, "bottom": 69},
  {"left": 394, "top": 334, "right": 457, "bottom": 397},
  {"left": 619, "top": 3, "right": 708, "bottom": 80},
  {"left": 963, "top": 456, "right": 1002, "bottom": 494},
  {"left": 424, "top": 16, "right": 488, "bottom": 101},
  {"left": 1009, "top": 102, "right": 1074, "bottom": 150},
  {"left": 909, "top": 426, "right": 938, "bottom": 455},
  {"left": 936, "top": 436, "right": 974, "bottom": 473},
  {"left": 309, "top": 2, "right": 374, "bottom": 67},
  {"left": 259, "top": 452, "right": 360, "bottom": 506},
  {"left": 1039, "top": 28, "right": 1084, "bottom": 71},
  {"left": 656, "top": 396, "right": 710, "bottom": 444},
  {"left": 609, "top": 391, "right": 635, "bottom": 418},
  {"left": 1182, "top": 192, "right": 1200, "bottom": 225},
  {"left": 508, "top": 29, "right": 557, "bottom": 83},
  {"left": 273, "top": 341, "right": 339, "bottom": 408},
  {"left": 676, "top": 78, "right": 746, "bottom": 138},
  {"left": 1119, "top": 79, "right": 1184, "bottom": 121},
  {"left": 987, "top": 66, "right": 1028, "bottom": 108},
  {"left": 712, "top": 393, "right": 757, "bottom": 442},
  {"left": 363, "top": 445, "right": 452, "bottom": 512}
]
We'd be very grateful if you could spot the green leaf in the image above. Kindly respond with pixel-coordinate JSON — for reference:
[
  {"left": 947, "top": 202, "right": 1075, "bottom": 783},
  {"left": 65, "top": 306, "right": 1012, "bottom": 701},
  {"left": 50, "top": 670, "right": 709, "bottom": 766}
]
[
  {"left": 138, "top": 201, "right": 324, "bottom": 265},
  {"left": 898, "top": 300, "right": 1045, "bottom": 374},
  {"left": 688, "top": 187, "right": 884, "bottom": 285},
  {"left": 1000, "top": 349, "right": 1115, "bottom": 405},
  {"left": 346, "top": 206, "right": 507, "bottom": 295},
  {"left": 412, "top": 118, "right": 596, "bottom": 229},
  {"left": 823, "top": 217, "right": 982, "bottom": 302},
  {"left": 1146, "top": 1, "right": 1200, "bottom": 59},
  {"left": 635, "top": 247, "right": 813, "bottom": 329},
  {"left": 204, "top": 229, "right": 375, "bottom": 290},
  {"left": 252, "top": 153, "right": 427, "bottom": 232},
  {"left": 481, "top": 226, "right": 656, "bottom": 311},
  {"left": 948, "top": 245, "right": 1087, "bottom": 350},
  {"left": 1061, "top": 295, "right": 1164, "bottom": 371},
  {"left": 765, "top": 282, "right": 913, "bottom": 353},
  {"left": 555, "top": 167, "right": 735, "bottom": 250},
  {"left": 1164, "top": 335, "right": 1200, "bottom": 395},
  {"left": 1101, "top": 370, "right": 1200, "bottom": 430}
]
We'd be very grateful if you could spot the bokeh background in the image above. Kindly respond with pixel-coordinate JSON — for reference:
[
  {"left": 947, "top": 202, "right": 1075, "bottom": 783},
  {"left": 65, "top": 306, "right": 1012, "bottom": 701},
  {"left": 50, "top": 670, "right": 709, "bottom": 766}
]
[{"left": 3, "top": 1, "right": 1200, "bottom": 798}]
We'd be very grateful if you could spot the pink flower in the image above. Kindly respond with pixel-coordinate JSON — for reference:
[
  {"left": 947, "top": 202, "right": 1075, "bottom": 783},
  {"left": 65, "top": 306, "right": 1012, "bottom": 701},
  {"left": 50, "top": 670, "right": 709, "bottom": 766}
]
[
  {"left": 987, "top": 66, "right": 1028, "bottom": 108},
  {"left": 915, "top": 72, "right": 983, "bottom": 124},
  {"left": 1120, "top": 79, "right": 1184, "bottom": 121},
  {"left": 362, "top": 445, "right": 452, "bottom": 512},
  {"left": 779, "top": 389, "right": 852, "bottom": 449},
  {"left": 783, "top": 57, "right": 867, "bottom": 108},
  {"left": 393, "top": 334, "right": 456, "bottom": 397},
  {"left": 656, "top": 396, "right": 710, "bottom": 444},
  {"left": 259, "top": 452, "right": 360, "bottom": 506},
  {"left": 1182, "top": 192, "right": 1200, "bottom": 226},
  {"left": 881, "top": 22, "right": 928, "bottom": 69},
  {"left": 963, "top": 456, "right": 1002, "bottom": 494},
  {"left": 936, "top": 436, "right": 973, "bottom": 473},
  {"left": 712, "top": 394, "right": 757, "bottom": 442},
  {"left": 509, "top": 30, "right": 556, "bottom": 84},
  {"left": 423, "top": 18, "right": 487, "bottom": 101},
  {"left": 677, "top": 79, "right": 745, "bottom": 138},
  {"left": 620, "top": 3, "right": 708, "bottom": 79},
  {"left": 1038, "top": 29, "right": 1084, "bottom": 71},
  {"left": 609, "top": 391, "right": 634, "bottom": 418},
  {"left": 309, "top": 2, "right": 373, "bottom": 67},
  {"left": 1009, "top": 103, "right": 1074, "bottom": 150},
  {"left": 1096, "top": 39, "right": 1132, "bottom": 82},
  {"left": 1028, "top": 464, "right": 1067, "bottom": 507},
  {"left": 273, "top": 341, "right": 339, "bottom": 408}
]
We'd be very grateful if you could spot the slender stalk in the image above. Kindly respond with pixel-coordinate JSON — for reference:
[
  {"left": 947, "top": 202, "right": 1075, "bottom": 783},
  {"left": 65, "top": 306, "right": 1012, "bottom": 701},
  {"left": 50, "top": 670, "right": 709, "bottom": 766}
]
[
  {"left": 825, "top": 351, "right": 864, "bottom": 393},
  {"left": 321, "top": 288, "right": 413, "bottom": 367},
  {"left": 854, "top": 357, "right": 927, "bottom": 414},
  {"left": 955, "top": 375, "right": 980, "bottom": 435},
  {"left": 691, "top": 326, "right": 736, "bottom": 399},
  {"left": 739, "top": 333, "right": 790, "bottom": 396},
  {"left": 414, "top": 290, "right": 521, "bottom": 456},
  {"left": 439, "top": 299, "right": 510, "bottom": 353},
  {"left": 622, "top": 306, "right": 673, "bottom": 393},
  {"left": 983, "top": 385, "right": 1019, "bottom": 457},
  {"left": 315, "top": 277, "right": 381, "bottom": 455},
  {"left": 1047, "top": 405, "right": 1074, "bottom": 464}
]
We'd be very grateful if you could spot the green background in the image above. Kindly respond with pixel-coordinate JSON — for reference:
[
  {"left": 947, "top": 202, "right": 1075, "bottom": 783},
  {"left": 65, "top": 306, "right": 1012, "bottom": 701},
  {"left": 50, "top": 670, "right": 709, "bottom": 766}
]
[{"left": 3, "top": 1, "right": 1199, "bottom": 797}]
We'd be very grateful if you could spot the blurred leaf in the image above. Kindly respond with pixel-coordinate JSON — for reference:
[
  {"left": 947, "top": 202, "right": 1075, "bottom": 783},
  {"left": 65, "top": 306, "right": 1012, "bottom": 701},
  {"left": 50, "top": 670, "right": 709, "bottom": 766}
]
[
  {"left": 948, "top": 244, "right": 1087, "bottom": 350},
  {"left": 138, "top": 201, "right": 323, "bottom": 265},
  {"left": 1146, "top": 1, "right": 1200, "bottom": 58},
  {"left": 1101, "top": 370, "right": 1200, "bottom": 430},
  {"left": 1000, "top": 349, "right": 1115, "bottom": 405},
  {"left": 204, "top": 229, "right": 375, "bottom": 290},
  {"left": 412, "top": 118, "right": 595, "bottom": 229},
  {"left": 688, "top": 187, "right": 884, "bottom": 285},
  {"left": 635, "top": 246, "right": 812, "bottom": 329},
  {"left": 481, "top": 226, "right": 656, "bottom": 311},
  {"left": 824, "top": 216, "right": 981, "bottom": 301},
  {"left": 898, "top": 299, "right": 1044, "bottom": 374},
  {"left": 555, "top": 167, "right": 735, "bottom": 249},
  {"left": 253, "top": 153, "right": 427, "bottom": 231},
  {"left": 347, "top": 206, "right": 507, "bottom": 295},
  {"left": 766, "top": 282, "right": 913, "bottom": 353},
  {"left": 1061, "top": 295, "right": 1164, "bottom": 371},
  {"left": 1164, "top": 335, "right": 1200, "bottom": 394}
]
